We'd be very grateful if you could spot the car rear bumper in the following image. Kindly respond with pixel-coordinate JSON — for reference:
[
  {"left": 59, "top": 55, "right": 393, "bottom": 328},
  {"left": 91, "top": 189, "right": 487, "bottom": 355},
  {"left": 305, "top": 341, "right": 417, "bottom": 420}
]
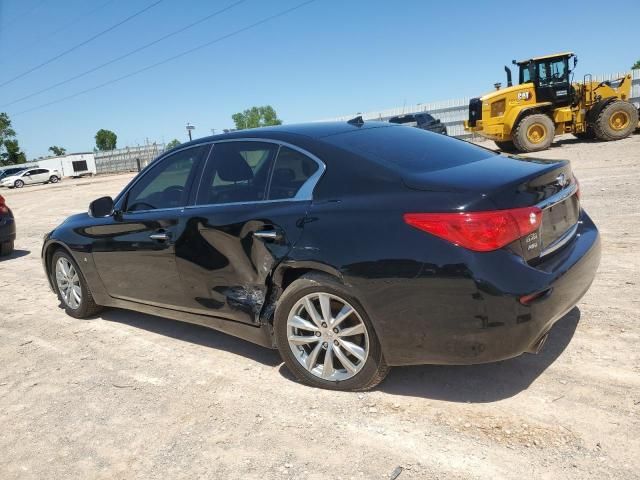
[
  {"left": 366, "top": 210, "right": 601, "bottom": 366},
  {"left": 0, "top": 215, "right": 16, "bottom": 243}
]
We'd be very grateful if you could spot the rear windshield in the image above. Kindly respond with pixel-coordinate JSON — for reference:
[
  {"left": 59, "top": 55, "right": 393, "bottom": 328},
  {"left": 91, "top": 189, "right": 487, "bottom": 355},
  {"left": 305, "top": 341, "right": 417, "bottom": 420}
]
[{"left": 325, "top": 125, "right": 496, "bottom": 172}]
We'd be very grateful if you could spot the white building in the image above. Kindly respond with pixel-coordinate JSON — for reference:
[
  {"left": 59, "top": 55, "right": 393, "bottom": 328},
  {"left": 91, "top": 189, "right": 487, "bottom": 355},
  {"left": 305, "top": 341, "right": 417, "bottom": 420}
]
[{"left": 24, "top": 152, "right": 96, "bottom": 177}]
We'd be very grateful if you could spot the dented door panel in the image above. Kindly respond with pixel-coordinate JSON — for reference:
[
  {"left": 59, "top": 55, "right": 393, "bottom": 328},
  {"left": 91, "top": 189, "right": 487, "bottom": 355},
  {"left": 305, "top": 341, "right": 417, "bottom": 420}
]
[{"left": 174, "top": 201, "right": 310, "bottom": 324}]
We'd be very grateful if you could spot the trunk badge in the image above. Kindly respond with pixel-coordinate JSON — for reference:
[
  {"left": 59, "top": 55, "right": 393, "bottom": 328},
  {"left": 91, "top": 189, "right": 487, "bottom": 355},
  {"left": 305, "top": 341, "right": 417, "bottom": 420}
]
[{"left": 555, "top": 174, "right": 568, "bottom": 187}]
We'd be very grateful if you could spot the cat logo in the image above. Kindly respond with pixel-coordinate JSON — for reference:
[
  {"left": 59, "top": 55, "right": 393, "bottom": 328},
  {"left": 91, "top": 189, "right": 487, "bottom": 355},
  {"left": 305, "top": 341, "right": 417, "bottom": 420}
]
[{"left": 517, "top": 91, "right": 531, "bottom": 101}]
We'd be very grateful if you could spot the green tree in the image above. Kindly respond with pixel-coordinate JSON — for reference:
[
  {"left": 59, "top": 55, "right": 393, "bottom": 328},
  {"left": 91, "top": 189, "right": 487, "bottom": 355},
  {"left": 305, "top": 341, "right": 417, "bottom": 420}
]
[
  {"left": 2, "top": 139, "right": 27, "bottom": 165},
  {"left": 95, "top": 129, "right": 117, "bottom": 151},
  {"left": 166, "top": 138, "right": 181, "bottom": 150},
  {"left": 632, "top": 59, "right": 640, "bottom": 70},
  {"left": 231, "top": 105, "right": 282, "bottom": 130},
  {"left": 0, "top": 112, "right": 26, "bottom": 166},
  {"left": 48, "top": 145, "right": 66, "bottom": 156}
]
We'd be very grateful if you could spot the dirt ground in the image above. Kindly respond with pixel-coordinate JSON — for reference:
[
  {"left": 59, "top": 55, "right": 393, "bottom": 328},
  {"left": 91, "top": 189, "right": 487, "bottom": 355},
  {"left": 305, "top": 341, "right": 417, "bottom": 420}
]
[{"left": 1, "top": 134, "right": 639, "bottom": 480}]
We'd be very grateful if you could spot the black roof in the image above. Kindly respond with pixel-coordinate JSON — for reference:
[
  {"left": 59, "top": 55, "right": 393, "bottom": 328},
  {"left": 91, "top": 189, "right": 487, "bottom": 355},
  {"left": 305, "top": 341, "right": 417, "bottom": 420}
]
[{"left": 178, "top": 121, "right": 397, "bottom": 150}]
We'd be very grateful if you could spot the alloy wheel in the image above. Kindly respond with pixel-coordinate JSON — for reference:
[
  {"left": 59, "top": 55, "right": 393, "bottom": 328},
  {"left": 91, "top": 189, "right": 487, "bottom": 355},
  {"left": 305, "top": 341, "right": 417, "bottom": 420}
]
[
  {"left": 55, "top": 257, "right": 82, "bottom": 309},
  {"left": 287, "top": 292, "right": 370, "bottom": 381}
]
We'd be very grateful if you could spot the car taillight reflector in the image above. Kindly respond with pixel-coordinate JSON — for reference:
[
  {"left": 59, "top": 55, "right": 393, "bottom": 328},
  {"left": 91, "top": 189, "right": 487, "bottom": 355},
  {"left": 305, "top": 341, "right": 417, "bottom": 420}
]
[
  {"left": 404, "top": 206, "right": 542, "bottom": 252},
  {"left": 0, "top": 195, "right": 7, "bottom": 214}
]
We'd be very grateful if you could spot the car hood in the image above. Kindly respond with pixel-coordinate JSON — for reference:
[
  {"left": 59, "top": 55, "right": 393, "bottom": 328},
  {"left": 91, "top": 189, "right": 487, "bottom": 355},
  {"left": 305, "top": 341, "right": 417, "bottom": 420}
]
[
  {"left": 60, "top": 212, "right": 90, "bottom": 225},
  {"left": 1, "top": 176, "right": 18, "bottom": 182}
]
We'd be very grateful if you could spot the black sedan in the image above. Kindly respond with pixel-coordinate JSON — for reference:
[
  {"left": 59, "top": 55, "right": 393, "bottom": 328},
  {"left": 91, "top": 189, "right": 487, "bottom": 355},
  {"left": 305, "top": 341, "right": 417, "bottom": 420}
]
[
  {"left": 389, "top": 112, "right": 447, "bottom": 135},
  {"left": 42, "top": 121, "right": 600, "bottom": 390}
]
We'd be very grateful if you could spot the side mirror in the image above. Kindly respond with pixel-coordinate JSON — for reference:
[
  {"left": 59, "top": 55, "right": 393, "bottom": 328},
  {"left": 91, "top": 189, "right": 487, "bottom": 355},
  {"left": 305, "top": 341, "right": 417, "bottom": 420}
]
[{"left": 89, "top": 196, "right": 114, "bottom": 218}]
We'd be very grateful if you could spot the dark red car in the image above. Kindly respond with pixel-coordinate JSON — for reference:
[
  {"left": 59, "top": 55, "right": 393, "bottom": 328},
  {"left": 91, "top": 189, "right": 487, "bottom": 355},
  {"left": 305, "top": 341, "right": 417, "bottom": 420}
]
[{"left": 0, "top": 194, "right": 15, "bottom": 256}]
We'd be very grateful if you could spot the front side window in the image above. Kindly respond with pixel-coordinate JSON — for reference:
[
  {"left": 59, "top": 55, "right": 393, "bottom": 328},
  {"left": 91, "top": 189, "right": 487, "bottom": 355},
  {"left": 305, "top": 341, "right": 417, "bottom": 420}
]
[
  {"left": 268, "top": 146, "right": 319, "bottom": 200},
  {"left": 520, "top": 64, "right": 531, "bottom": 84},
  {"left": 196, "top": 142, "right": 278, "bottom": 205},
  {"left": 125, "top": 145, "right": 207, "bottom": 212}
]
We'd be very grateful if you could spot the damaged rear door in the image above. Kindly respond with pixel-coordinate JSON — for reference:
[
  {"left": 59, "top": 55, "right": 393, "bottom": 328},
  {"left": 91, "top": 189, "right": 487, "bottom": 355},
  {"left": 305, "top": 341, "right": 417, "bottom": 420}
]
[{"left": 175, "top": 140, "right": 323, "bottom": 324}]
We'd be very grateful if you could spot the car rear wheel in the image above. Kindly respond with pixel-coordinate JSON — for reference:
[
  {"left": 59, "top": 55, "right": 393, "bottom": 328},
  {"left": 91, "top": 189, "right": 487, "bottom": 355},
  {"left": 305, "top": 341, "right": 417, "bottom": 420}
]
[
  {"left": 52, "top": 250, "right": 103, "bottom": 318},
  {"left": 274, "top": 273, "right": 389, "bottom": 391},
  {"left": 0, "top": 240, "right": 14, "bottom": 256},
  {"left": 14, "top": 180, "right": 24, "bottom": 188},
  {"left": 49, "top": 175, "right": 59, "bottom": 183}
]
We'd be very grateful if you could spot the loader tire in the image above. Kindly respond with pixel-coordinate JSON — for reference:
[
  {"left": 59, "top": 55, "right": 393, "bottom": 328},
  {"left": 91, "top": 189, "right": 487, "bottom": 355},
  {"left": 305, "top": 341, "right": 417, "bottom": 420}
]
[
  {"left": 512, "top": 114, "right": 555, "bottom": 153},
  {"left": 573, "top": 126, "right": 596, "bottom": 140},
  {"left": 494, "top": 140, "right": 519, "bottom": 153},
  {"left": 593, "top": 101, "right": 638, "bottom": 141}
]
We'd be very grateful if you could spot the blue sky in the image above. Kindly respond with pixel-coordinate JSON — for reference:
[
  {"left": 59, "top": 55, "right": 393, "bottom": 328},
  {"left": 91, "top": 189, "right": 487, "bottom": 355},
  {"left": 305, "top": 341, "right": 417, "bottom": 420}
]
[{"left": 1, "top": 0, "right": 638, "bottom": 158}]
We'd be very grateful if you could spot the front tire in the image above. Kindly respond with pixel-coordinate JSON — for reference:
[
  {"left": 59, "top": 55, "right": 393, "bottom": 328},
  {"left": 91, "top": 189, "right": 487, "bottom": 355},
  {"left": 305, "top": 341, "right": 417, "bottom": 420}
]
[
  {"left": 0, "top": 240, "right": 14, "bottom": 256},
  {"left": 51, "top": 250, "right": 103, "bottom": 318},
  {"left": 593, "top": 100, "right": 638, "bottom": 141},
  {"left": 274, "top": 273, "right": 389, "bottom": 391},
  {"left": 512, "top": 113, "right": 555, "bottom": 152},
  {"left": 14, "top": 180, "right": 24, "bottom": 188}
]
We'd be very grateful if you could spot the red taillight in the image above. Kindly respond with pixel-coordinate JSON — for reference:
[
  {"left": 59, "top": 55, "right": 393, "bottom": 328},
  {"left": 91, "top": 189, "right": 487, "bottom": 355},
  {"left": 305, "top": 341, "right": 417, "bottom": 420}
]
[
  {"left": 404, "top": 206, "right": 542, "bottom": 252},
  {"left": 0, "top": 195, "right": 7, "bottom": 214}
]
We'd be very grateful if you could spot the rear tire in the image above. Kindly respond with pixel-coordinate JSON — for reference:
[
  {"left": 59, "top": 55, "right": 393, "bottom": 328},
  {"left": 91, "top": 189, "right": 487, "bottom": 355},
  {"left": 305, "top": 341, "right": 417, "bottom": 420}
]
[
  {"left": 494, "top": 140, "right": 519, "bottom": 153},
  {"left": 51, "top": 249, "right": 103, "bottom": 319},
  {"left": 49, "top": 176, "right": 59, "bottom": 183},
  {"left": 14, "top": 180, "right": 24, "bottom": 188},
  {"left": 512, "top": 113, "right": 555, "bottom": 153},
  {"left": 593, "top": 100, "right": 638, "bottom": 141},
  {"left": 573, "top": 127, "right": 596, "bottom": 140},
  {"left": 0, "top": 240, "right": 14, "bottom": 256},
  {"left": 274, "top": 272, "right": 390, "bottom": 391}
]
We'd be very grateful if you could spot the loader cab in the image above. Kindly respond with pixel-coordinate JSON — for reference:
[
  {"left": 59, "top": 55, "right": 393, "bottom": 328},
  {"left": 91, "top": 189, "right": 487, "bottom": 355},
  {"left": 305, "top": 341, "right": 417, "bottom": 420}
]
[{"left": 516, "top": 52, "right": 575, "bottom": 107}]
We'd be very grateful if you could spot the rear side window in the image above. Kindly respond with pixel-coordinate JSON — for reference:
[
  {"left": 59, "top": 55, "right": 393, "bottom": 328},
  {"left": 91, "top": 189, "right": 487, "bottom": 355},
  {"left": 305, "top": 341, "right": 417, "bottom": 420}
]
[
  {"left": 268, "top": 146, "right": 319, "bottom": 200},
  {"left": 196, "top": 142, "right": 278, "bottom": 205},
  {"left": 326, "top": 125, "right": 496, "bottom": 173}
]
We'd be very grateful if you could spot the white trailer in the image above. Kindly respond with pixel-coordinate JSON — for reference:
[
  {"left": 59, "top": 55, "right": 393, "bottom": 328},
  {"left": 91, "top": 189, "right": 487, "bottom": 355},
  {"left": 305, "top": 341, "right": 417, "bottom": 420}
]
[{"left": 24, "top": 152, "right": 96, "bottom": 177}]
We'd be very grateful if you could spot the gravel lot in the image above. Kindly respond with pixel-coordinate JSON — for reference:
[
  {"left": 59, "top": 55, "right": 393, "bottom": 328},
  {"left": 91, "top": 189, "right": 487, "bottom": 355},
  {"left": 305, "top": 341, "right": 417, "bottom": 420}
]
[{"left": 1, "top": 134, "right": 639, "bottom": 479}]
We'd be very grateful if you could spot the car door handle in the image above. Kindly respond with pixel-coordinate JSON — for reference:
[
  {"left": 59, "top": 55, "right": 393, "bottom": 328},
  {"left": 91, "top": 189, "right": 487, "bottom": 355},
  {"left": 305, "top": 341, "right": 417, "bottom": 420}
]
[
  {"left": 253, "top": 230, "right": 280, "bottom": 241},
  {"left": 149, "top": 231, "right": 171, "bottom": 241}
]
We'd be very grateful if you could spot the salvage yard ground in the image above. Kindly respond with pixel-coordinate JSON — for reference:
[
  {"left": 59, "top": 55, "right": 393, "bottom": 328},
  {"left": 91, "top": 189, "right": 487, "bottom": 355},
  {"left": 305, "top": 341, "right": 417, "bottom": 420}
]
[{"left": 1, "top": 134, "right": 639, "bottom": 479}]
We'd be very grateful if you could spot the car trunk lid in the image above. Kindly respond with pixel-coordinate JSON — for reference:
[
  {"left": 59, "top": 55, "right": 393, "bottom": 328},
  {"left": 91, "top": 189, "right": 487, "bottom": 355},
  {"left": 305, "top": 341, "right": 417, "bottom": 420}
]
[{"left": 402, "top": 154, "right": 579, "bottom": 260}]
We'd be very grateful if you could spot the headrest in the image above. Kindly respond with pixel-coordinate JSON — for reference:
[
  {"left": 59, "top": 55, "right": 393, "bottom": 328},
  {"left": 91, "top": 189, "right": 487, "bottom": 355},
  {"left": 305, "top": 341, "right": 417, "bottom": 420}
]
[
  {"left": 273, "top": 168, "right": 295, "bottom": 184},
  {"left": 217, "top": 153, "right": 253, "bottom": 182}
]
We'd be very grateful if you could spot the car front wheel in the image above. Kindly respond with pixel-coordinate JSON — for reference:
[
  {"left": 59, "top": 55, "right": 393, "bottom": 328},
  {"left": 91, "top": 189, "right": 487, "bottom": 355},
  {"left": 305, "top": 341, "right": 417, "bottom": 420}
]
[
  {"left": 274, "top": 273, "right": 389, "bottom": 391},
  {"left": 0, "top": 240, "right": 14, "bottom": 256},
  {"left": 14, "top": 180, "right": 24, "bottom": 188},
  {"left": 52, "top": 250, "right": 103, "bottom": 318}
]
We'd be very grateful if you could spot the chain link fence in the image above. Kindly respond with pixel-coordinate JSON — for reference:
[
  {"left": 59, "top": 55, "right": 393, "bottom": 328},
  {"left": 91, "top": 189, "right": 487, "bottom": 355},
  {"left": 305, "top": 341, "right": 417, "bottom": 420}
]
[{"left": 94, "top": 144, "right": 166, "bottom": 175}]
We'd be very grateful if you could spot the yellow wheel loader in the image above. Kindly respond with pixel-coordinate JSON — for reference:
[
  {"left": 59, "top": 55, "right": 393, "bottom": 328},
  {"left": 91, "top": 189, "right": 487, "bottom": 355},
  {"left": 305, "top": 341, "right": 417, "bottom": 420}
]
[{"left": 464, "top": 52, "right": 639, "bottom": 153}]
